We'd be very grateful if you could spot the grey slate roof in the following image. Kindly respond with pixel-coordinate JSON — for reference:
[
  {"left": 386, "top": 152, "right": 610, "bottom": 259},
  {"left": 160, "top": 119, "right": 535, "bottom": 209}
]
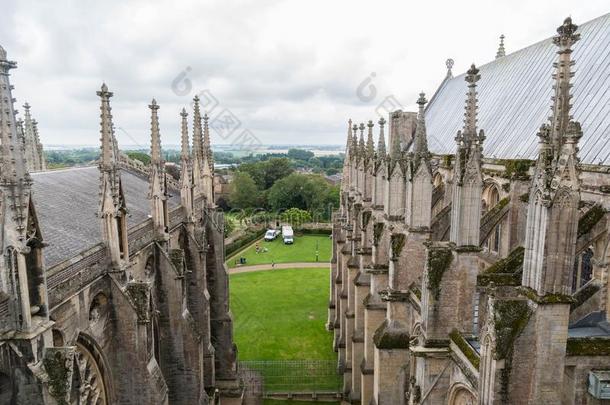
[
  {"left": 425, "top": 13, "right": 610, "bottom": 164},
  {"left": 31, "top": 166, "right": 180, "bottom": 267}
]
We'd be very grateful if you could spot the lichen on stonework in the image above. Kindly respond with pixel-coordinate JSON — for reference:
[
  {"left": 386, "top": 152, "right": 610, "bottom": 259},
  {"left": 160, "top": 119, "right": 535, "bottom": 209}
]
[
  {"left": 390, "top": 233, "right": 406, "bottom": 260},
  {"left": 126, "top": 282, "right": 150, "bottom": 323},
  {"left": 566, "top": 336, "right": 610, "bottom": 356},
  {"left": 373, "top": 222, "right": 384, "bottom": 245},
  {"left": 499, "top": 159, "right": 533, "bottom": 180},
  {"left": 43, "top": 351, "right": 71, "bottom": 405},
  {"left": 450, "top": 329, "right": 480, "bottom": 370},
  {"left": 493, "top": 299, "right": 532, "bottom": 401},
  {"left": 426, "top": 246, "right": 453, "bottom": 300},
  {"left": 493, "top": 300, "right": 531, "bottom": 360}
]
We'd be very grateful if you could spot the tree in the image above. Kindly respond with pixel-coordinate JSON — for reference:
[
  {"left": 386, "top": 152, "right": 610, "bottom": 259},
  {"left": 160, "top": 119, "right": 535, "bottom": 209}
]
[
  {"left": 239, "top": 157, "right": 293, "bottom": 190},
  {"left": 281, "top": 208, "right": 312, "bottom": 227},
  {"left": 126, "top": 151, "right": 151, "bottom": 165},
  {"left": 228, "top": 172, "right": 260, "bottom": 209},
  {"left": 267, "top": 173, "right": 339, "bottom": 220},
  {"left": 287, "top": 148, "right": 314, "bottom": 161}
]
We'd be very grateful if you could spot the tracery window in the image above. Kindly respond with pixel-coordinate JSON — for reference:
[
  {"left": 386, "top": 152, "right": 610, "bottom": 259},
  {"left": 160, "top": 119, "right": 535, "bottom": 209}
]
[{"left": 572, "top": 247, "right": 594, "bottom": 292}]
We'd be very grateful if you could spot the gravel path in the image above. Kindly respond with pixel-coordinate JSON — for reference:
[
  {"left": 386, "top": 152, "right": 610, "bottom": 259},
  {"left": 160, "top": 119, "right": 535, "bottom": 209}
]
[{"left": 228, "top": 262, "right": 329, "bottom": 274}]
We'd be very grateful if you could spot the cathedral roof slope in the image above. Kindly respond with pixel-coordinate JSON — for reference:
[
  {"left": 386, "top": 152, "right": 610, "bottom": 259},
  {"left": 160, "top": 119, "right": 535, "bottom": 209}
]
[
  {"left": 425, "top": 13, "right": 610, "bottom": 164},
  {"left": 31, "top": 166, "right": 180, "bottom": 267}
]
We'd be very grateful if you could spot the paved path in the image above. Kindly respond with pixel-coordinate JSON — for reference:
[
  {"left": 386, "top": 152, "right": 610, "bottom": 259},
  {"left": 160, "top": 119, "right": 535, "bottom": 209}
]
[{"left": 228, "top": 262, "right": 329, "bottom": 274}]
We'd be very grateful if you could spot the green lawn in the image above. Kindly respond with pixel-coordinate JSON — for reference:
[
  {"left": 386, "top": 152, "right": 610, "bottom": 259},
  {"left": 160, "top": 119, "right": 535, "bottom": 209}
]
[
  {"left": 230, "top": 267, "right": 335, "bottom": 360},
  {"left": 226, "top": 234, "right": 332, "bottom": 268}
]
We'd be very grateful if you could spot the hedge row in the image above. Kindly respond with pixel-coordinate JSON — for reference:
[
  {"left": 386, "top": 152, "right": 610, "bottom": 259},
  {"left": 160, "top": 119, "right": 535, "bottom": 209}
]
[{"left": 225, "top": 229, "right": 266, "bottom": 258}]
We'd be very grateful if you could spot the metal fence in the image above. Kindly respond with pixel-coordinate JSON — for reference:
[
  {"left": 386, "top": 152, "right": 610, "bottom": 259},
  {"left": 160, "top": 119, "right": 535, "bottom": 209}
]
[{"left": 238, "top": 360, "right": 342, "bottom": 400}]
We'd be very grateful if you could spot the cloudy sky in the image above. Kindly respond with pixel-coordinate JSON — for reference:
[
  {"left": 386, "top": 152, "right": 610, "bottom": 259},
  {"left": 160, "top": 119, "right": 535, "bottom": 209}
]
[{"left": 2, "top": 0, "right": 607, "bottom": 148}]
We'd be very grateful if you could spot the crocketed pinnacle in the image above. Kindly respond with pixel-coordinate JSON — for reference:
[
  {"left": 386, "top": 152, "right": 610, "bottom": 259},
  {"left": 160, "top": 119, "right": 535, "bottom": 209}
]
[
  {"left": 377, "top": 117, "right": 386, "bottom": 158},
  {"left": 149, "top": 99, "right": 162, "bottom": 165},
  {"left": 495, "top": 34, "right": 506, "bottom": 58}
]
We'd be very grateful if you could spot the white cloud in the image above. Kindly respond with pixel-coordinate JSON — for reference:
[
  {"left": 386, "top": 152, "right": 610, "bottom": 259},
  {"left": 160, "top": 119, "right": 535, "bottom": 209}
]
[{"left": 3, "top": 0, "right": 607, "bottom": 147}]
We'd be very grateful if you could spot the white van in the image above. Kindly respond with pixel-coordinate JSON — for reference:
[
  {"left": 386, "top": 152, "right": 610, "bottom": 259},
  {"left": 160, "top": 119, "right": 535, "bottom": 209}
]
[{"left": 281, "top": 225, "right": 294, "bottom": 244}]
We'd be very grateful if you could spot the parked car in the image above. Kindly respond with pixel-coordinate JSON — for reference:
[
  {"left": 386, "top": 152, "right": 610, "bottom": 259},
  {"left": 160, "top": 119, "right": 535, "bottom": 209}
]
[
  {"left": 281, "top": 225, "right": 294, "bottom": 244},
  {"left": 264, "top": 229, "right": 280, "bottom": 241}
]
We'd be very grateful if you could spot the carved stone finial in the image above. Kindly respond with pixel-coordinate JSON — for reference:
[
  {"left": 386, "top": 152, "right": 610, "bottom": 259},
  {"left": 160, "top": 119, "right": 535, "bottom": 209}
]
[
  {"left": 412, "top": 92, "right": 430, "bottom": 167},
  {"left": 554, "top": 17, "right": 580, "bottom": 48},
  {"left": 377, "top": 117, "right": 386, "bottom": 159},
  {"left": 366, "top": 120, "right": 375, "bottom": 158},
  {"left": 496, "top": 34, "right": 506, "bottom": 59},
  {"left": 445, "top": 58, "right": 454, "bottom": 78}
]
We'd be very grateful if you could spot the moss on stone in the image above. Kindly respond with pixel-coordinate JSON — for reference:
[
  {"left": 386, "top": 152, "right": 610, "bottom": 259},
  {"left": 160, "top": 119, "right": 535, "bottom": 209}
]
[
  {"left": 493, "top": 300, "right": 531, "bottom": 360},
  {"left": 450, "top": 329, "right": 480, "bottom": 370},
  {"left": 427, "top": 246, "right": 453, "bottom": 300},
  {"left": 390, "top": 233, "right": 406, "bottom": 260},
  {"left": 484, "top": 246, "right": 524, "bottom": 274},
  {"left": 493, "top": 299, "right": 532, "bottom": 401},
  {"left": 566, "top": 337, "right": 610, "bottom": 356},
  {"left": 373, "top": 319, "right": 410, "bottom": 349},
  {"left": 126, "top": 282, "right": 150, "bottom": 323},
  {"left": 519, "top": 286, "right": 575, "bottom": 304},
  {"left": 519, "top": 193, "right": 530, "bottom": 203},
  {"left": 43, "top": 351, "right": 70, "bottom": 405},
  {"left": 499, "top": 159, "right": 533, "bottom": 180},
  {"left": 577, "top": 204, "right": 605, "bottom": 237}
]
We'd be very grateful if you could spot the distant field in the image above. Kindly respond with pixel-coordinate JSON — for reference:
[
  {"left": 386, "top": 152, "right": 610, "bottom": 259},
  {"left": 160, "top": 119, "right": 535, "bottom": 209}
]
[
  {"left": 226, "top": 234, "right": 331, "bottom": 268},
  {"left": 230, "top": 267, "right": 334, "bottom": 360}
]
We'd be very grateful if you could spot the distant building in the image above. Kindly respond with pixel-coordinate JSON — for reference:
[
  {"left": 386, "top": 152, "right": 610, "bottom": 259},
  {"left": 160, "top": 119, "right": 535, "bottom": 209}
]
[{"left": 324, "top": 173, "right": 342, "bottom": 186}]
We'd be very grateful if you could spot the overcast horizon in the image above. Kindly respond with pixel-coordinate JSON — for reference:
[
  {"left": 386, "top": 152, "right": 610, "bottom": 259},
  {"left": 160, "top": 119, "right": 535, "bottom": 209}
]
[{"left": 2, "top": 1, "right": 607, "bottom": 148}]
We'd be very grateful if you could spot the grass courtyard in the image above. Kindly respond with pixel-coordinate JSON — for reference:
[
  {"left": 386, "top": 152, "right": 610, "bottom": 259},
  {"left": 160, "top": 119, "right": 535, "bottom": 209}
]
[
  {"left": 230, "top": 267, "right": 334, "bottom": 360},
  {"left": 226, "top": 234, "right": 332, "bottom": 268}
]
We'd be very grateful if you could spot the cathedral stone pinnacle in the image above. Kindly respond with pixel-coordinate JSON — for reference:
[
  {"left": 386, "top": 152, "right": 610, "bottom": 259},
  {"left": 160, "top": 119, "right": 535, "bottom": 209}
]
[
  {"left": 496, "top": 34, "right": 506, "bottom": 58},
  {"left": 377, "top": 117, "right": 386, "bottom": 158}
]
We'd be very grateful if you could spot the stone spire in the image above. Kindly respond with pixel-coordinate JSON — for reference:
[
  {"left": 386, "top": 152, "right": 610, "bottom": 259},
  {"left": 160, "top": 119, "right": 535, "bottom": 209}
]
[
  {"left": 149, "top": 99, "right": 162, "bottom": 166},
  {"left": 351, "top": 123, "right": 359, "bottom": 161},
  {"left": 0, "top": 46, "right": 47, "bottom": 331},
  {"left": 522, "top": 17, "right": 582, "bottom": 296},
  {"left": 449, "top": 64, "right": 484, "bottom": 246},
  {"left": 201, "top": 112, "right": 214, "bottom": 203},
  {"left": 192, "top": 96, "right": 203, "bottom": 161},
  {"left": 191, "top": 96, "right": 204, "bottom": 196},
  {"left": 180, "top": 108, "right": 190, "bottom": 161},
  {"left": 412, "top": 92, "right": 430, "bottom": 168},
  {"left": 22, "top": 103, "right": 37, "bottom": 171},
  {"left": 345, "top": 118, "right": 353, "bottom": 157},
  {"left": 342, "top": 119, "right": 353, "bottom": 192},
  {"left": 377, "top": 117, "right": 386, "bottom": 158},
  {"left": 203, "top": 112, "right": 213, "bottom": 168},
  {"left": 366, "top": 120, "right": 375, "bottom": 159},
  {"left": 148, "top": 99, "right": 168, "bottom": 238},
  {"left": 495, "top": 34, "right": 506, "bottom": 58},
  {"left": 358, "top": 122, "right": 366, "bottom": 159},
  {"left": 0, "top": 47, "right": 32, "bottom": 236},
  {"left": 97, "top": 83, "right": 128, "bottom": 266},
  {"left": 180, "top": 108, "right": 193, "bottom": 220},
  {"left": 98, "top": 84, "right": 116, "bottom": 171},
  {"left": 548, "top": 16, "right": 581, "bottom": 154}
]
